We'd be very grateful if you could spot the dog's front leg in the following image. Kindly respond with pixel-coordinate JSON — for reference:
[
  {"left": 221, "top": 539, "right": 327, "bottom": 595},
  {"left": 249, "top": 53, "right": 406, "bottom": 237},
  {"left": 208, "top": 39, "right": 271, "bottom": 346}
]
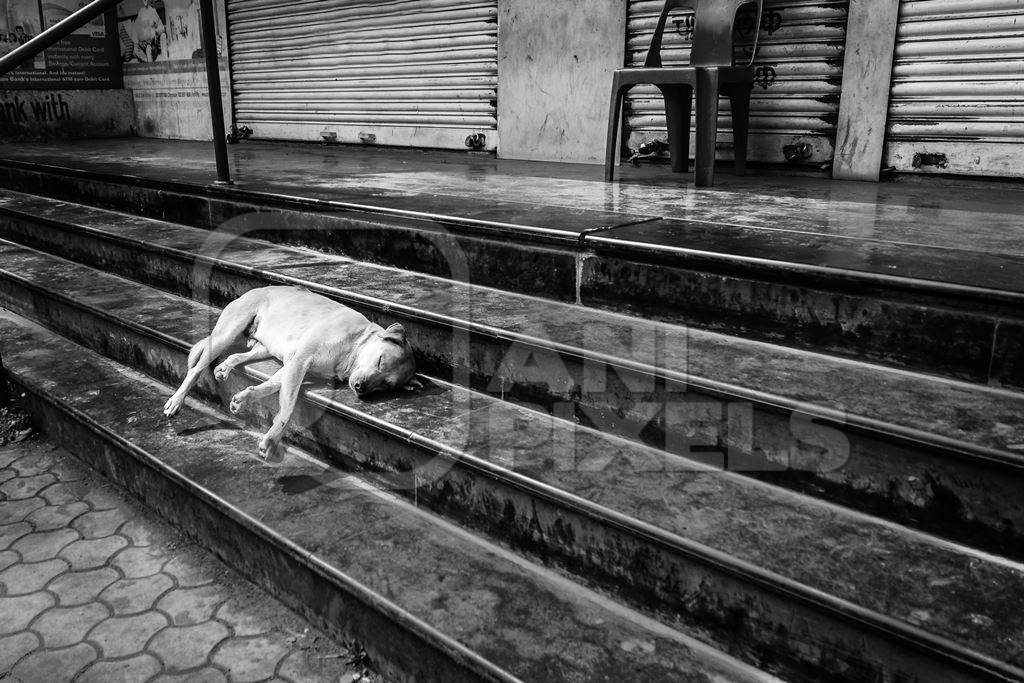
[{"left": 257, "top": 357, "right": 311, "bottom": 458}]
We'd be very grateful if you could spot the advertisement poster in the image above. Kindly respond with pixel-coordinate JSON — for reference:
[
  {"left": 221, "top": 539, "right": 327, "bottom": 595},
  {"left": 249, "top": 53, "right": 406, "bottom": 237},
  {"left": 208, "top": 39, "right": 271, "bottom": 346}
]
[
  {"left": 119, "top": 0, "right": 223, "bottom": 64},
  {"left": 0, "top": 0, "right": 120, "bottom": 88}
]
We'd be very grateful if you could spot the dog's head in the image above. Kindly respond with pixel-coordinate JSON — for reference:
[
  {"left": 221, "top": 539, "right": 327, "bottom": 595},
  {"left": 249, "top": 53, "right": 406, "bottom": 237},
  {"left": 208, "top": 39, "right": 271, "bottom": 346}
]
[{"left": 347, "top": 323, "right": 421, "bottom": 397}]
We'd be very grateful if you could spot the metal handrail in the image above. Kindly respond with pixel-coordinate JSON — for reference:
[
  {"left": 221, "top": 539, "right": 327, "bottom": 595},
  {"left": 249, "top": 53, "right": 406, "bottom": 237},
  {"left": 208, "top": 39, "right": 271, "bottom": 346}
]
[{"left": 0, "top": 0, "right": 232, "bottom": 184}]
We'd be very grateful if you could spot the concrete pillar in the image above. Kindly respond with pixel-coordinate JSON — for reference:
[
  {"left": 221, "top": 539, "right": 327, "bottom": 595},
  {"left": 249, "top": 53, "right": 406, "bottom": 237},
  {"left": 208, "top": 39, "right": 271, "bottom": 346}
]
[
  {"left": 832, "top": 0, "right": 901, "bottom": 181},
  {"left": 497, "top": 0, "right": 626, "bottom": 164}
]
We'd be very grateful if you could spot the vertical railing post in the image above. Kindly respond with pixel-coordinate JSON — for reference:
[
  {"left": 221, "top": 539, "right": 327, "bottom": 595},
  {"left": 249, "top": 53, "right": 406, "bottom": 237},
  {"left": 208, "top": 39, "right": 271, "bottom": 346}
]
[{"left": 199, "top": 0, "right": 232, "bottom": 185}]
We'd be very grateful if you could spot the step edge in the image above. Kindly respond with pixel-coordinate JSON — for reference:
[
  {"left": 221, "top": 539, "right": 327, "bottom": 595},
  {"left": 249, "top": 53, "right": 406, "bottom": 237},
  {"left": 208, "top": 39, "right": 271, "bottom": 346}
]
[
  {"left": 4, "top": 158, "right": 1024, "bottom": 306},
  {"left": 3, "top": 310, "right": 792, "bottom": 683},
  {"left": 2, "top": 207, "right": 1021, "bottom": 474},
  {"left": 2, "top": 350, "right": 524, "bottom": 683},
  {"left": 2, "top": 259, "right": 1021, "bottom": 681},
  {"left": 586, "top": 232, "right": 1024, "bottom": 306},
  {"left": 0, "top": 157, "right": 584, "bottom": 244}
]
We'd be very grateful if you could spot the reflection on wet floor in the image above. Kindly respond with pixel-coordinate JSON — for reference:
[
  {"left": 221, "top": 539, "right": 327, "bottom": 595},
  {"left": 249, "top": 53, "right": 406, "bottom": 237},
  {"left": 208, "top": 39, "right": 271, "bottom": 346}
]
[{"left": 2, "top": 138, "right": 1023, "bottom": 286}]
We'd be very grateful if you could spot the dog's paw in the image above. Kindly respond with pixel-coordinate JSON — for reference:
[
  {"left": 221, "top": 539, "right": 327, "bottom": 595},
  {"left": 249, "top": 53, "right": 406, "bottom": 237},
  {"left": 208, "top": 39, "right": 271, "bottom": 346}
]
[
  {"left": 162, "top": 395, "right": 182, "bottom": 416},
  {"left": 257, "top": 434, "right": 280, "bottom": 459},
  {"left": 213, "top": 362, "right": 231, "bottom": 382},
  {"left": 229, "top": 389, "right": 249, "bottom": 414}
]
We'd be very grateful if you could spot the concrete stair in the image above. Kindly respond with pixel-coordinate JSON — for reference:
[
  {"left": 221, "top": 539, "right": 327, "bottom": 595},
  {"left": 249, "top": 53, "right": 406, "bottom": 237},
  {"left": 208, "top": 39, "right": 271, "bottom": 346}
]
[
  {"left": 1, "top": 157, "right": 1022, "bottom": 387},
  {"left": 1, "top": 175, "right": 1023, "bottom": 681}
]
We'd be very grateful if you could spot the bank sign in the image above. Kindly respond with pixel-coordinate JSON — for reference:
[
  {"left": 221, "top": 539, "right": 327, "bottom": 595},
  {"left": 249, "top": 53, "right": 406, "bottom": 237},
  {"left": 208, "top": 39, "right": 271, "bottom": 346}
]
[{"left": 0, "top": 0, "right": 121, "bottom": 89}]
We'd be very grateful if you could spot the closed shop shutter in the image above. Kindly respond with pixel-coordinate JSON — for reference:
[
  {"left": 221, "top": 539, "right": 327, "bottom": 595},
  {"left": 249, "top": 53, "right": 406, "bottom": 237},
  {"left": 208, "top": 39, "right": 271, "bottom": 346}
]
[
  {"left": 622, "top": 0, "right": 848, "bottom": 165},
  {"left": 227, "top": 0, "right": 498, "bottom": 150},
  {"left": 884, "top": 0, "right": 1024, "bottom": 177}
]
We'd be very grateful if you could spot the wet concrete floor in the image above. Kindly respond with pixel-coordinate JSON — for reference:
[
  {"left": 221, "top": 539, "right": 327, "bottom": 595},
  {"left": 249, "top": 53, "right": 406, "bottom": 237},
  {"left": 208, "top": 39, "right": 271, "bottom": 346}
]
[{"left": 1, "top": 137, "right": 1022, "bottom": 290}]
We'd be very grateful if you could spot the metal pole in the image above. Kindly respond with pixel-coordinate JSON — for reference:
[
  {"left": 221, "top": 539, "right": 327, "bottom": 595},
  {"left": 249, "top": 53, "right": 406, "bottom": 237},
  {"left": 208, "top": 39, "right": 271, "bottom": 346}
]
[
  {"left": 0, "top": 0, "right": 121, "bottom": 77},
  {"left": 199, "top": 0, "right": 232, "bottom": 185}
]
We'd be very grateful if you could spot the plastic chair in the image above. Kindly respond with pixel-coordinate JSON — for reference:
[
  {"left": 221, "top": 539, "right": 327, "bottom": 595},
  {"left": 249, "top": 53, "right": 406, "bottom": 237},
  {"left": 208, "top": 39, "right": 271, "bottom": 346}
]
[{"left": 605, "top": 0, "right": 763, "bottom": 187}]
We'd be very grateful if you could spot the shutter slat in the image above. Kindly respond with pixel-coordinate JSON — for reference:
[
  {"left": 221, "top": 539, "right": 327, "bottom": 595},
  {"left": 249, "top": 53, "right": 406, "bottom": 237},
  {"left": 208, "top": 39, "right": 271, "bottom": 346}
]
[
  {"left": 885, "top": 0, "right": 1024, "bottom": 176},
  {"left": 228, "top": 0, "right": 498, "bottom": 148},
  {"left": 623, "top": 0, "right": 848, "bottom": 164}
]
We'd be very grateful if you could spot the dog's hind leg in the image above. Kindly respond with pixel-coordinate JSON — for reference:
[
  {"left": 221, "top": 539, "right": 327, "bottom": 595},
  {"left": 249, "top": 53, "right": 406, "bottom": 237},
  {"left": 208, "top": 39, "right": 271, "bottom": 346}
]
[
  {"left": 214, "top": 342, "right": 272, "bottom": 382},
  {"left": 163, "top": 293, "right": 263, "bottom": 416}
]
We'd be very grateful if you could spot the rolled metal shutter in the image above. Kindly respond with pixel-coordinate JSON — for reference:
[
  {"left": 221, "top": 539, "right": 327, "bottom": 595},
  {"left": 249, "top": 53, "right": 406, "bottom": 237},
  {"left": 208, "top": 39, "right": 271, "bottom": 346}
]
[
  {"left": 227, "top": 0, "right": 498, "bottom": 150},
  {"left": 885, "top": 0, "right": 1024, "bottom": 177},
  {"left": 623, "top": 0, "right": 848, "bottom": 165}
]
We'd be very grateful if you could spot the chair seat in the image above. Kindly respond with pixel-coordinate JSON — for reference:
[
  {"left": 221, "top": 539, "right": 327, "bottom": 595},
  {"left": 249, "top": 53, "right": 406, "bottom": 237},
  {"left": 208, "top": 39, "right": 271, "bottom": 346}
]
[{"left": 614, "top": 65, "right": 753, "bottom": 87}]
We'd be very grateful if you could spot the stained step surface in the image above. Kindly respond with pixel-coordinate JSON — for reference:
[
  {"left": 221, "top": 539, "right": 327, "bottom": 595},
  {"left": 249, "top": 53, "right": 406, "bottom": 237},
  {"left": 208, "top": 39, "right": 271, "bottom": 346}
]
[
  {"left": 0, "top": 310, "right": 778, "bottom": 683},
  {"left": 0, "top": 164, "right": 1020, "bottom": 386},
  {"left": 2, "top": 240, "right": 1024, "bottom": 681},
  {"left": 2, "top": 192, "right": 1023, "bottom": 560}
]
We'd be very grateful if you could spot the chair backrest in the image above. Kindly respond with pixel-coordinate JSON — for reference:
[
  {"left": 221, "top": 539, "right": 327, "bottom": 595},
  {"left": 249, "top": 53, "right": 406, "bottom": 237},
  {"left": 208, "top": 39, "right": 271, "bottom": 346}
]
[{"left": 644, "top": 0, "right": 763, "bottom": 68}]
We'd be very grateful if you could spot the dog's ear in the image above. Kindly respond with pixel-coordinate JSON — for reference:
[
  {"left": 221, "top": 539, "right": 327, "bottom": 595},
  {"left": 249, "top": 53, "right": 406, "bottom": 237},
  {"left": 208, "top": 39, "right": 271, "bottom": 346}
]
[
  {"left": 401, "top": 377, "right": 424, "bottom": 391},
  {"left": 382, "top": 323, "right": 407, "bottom": 345}
]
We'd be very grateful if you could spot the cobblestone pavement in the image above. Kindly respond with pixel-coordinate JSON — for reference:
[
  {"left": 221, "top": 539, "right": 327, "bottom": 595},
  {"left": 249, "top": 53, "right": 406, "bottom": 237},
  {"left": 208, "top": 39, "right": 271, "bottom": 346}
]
[{"left": 0, "top": 437, "right": 381, "bottom": 683}]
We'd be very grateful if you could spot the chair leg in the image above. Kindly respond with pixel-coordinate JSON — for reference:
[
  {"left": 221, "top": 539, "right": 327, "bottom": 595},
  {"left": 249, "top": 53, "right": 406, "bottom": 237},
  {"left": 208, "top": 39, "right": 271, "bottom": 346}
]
[
  {"left": 661, "top": 85, "right": 693, "bottom": 174},
  {"left": 728, "top": 84, "right": 753, "bottom": 176},
  {"left": 605, "top": 77, "right": 628, "bottom": 182},
  {"left": 695, "top": 69, "right": 720, "bottom": 187}
]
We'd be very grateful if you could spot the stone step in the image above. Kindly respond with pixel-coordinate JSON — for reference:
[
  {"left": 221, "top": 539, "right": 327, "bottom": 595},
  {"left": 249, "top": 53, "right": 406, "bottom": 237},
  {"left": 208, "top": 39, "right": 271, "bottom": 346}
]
[
  {"left": 2, "top": 192, "right": 1024, "bottom": 562},
  {"left": 0, "top": 161, "right": 1020, "bottom": 386},
  {"left": 0, "top": 310, "right": 781, "bottom": 683},
  {"left": 1, "top": 243, "right": 1023, "bottom": 682}
]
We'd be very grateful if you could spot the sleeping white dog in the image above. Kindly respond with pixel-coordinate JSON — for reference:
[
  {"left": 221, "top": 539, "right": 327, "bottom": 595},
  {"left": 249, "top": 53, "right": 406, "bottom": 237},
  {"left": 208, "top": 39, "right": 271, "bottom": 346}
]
[{"left": 163, "top": 286, "right": 421, "bottom": 456}]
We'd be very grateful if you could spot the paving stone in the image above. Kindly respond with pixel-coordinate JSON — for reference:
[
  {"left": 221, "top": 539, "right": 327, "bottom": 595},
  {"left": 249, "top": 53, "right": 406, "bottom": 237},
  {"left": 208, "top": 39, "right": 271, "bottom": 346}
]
[
  {"left": 48, "top": 566, "right": 120, "bottom": 606},
  {"left": 0, "top": 472, "right": 56, "bottom": 500},
  {"left": 151, "top": 668, "right": 228, "bottom": 683},
  {"left": 112, "top": 544, "right": 167, "bottom": 578},
  {"left": 0, "top": 442, "right": 360, "bottom": 682},
  {"left": 34, "top": 602, "right": 110, "bottom": 648},
  {"left": 88, "top": 611, "right": 168, "bottom": 658},
  {"left": 215, "top": 594, "right": 282, "bottom": 637},
  {"left": 73, "top": 507, "right": 129, "bottom": 539},
  {"left": 0, "top": 631, "right": 39, "bottom": 671},
  {"left": 0, "top": 591, "right": 55, "bottom": 634},
  {"left": 279, "top": 648, "right": 352, "bottom": 683},
  {"left": 148, "top": 621, "right": 230, "bottom": 672},
  {"left": 83, "top": 487, "right": 122, "bottom": 511},
  {"left": 0, "top": 496, "right": 45, "bottom": 525},
  {"left": 11, "top": 642, "right": 97, "bottom": 681},
  {"left": 59, "top": 535, "right": 129, "bottom": 570},
  {"left": 9, "top": 452, "right": 55, "bottom": 477},
  {"left": 25, "top": 501, "right": 90, "bottom": 531},
  {"left": 11, "top": 527, "right": 79, "bottom": 562},
  {"left": 0, "top": 448, "right": 25, "bottom": 469},
  {"left": 163, "top": 554, "right": 217, "bottom": 588},
  {"left": 50, "top": 460, "right": 84, "bottom": 483},
  {"left": 213, "top": 633, "right": 292, "bottom": 683},
  {"left": 101, "top": 572, "right": 174, "bottom": 615},
  {"left": 158, "top": 584, "right": 225, "bottom": 626},
  {"left": 0, "top": 550, "right": 18, "bottom": 572},
  {"left": 119, "top": 516, "right": 173, "bottom": 547},
  {"left": 0, "top": 521, "right": 32, "bottom": 550},
  {"left": 0, "top": 558, "right": 68, "bottom": 595},
  {"left": 77, "top": 652, "right": 163, "bottom": 683},
  {"left": 39, "top": 480, "right": 92, "bottom": 506}
]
